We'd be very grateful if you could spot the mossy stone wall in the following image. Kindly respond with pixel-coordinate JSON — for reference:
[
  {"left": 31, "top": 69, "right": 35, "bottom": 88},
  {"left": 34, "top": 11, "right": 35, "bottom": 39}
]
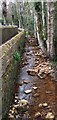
[{"left": 0, "top": 30, "right": 25, "bottom": 119}]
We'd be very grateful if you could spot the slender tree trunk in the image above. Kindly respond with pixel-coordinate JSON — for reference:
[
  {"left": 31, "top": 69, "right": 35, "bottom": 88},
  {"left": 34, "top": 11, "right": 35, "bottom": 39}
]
[
  {"left": 19, "top": 20, "right": 21, "bottom": 28},
  {"left": 42, "top": 0, "right": 45, "bottom": 35},
  {"left": 34, "top": 12, "right": 37, "bottom": 38},
  {"left": 4, "top": 17, "right": 6, "bottom": 25},
  {"left": 35, "top": 13, "right": 45, "bottom": 53},
  {"left": 47, "top": 2, "right": 54, "bottom": 58}
]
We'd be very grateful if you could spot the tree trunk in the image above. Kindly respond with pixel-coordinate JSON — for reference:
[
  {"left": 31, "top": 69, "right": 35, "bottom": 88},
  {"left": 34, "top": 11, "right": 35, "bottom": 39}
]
[
  {"left": 47, "top": 2, "right": 54, "bottom": 58},
  {"left": 35, "top": 13, "right": 45, "bottom": 53},
  {"left": 42, "top": 0, "right": 45, "bottom": 36},
  {"left": 34, "top": 12, "right": 37, "bottom": 38}
]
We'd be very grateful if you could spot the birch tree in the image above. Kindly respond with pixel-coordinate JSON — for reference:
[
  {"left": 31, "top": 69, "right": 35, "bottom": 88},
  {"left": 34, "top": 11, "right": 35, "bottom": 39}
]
[
  {"left": 53, "top": 2, "right": 57, "bottom": 59},
  {"left": 47, "top": 1, "right": 54, "bottom": 58}
]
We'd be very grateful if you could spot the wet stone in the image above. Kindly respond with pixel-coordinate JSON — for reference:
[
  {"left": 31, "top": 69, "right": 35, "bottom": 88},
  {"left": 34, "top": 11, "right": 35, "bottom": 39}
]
[
  {"left": 15, "top": 96, "right": 19, "bottom": 99},
  {"left": 13, "top": 104, "right": 19, "bottom": 108},
  {"left": 14, "top": 109, "right": 18, "bottom": 114},
  {"left": 8, "top": 113, "right": 15, "bottom": 119},
  {"left": 14, "top": 99, "right": 18, "bottom": 103},
  {"left": 24, "top": 89, "right": 32, "bottom": 94},
  {"left": 17, "top": 99, "right": 29, "bottom": 114},
  {"left": 34, "top": 112, "right": 42, "bottom": 120},
  {"left": 23, "top": 80, "right": 30, "bottom": 84},
  {"left": 47, "top": 106, "right": 51, "bottom": 109},
  {"left": 43, "top": 103, "right": 48, "bottom": 107},
  {"left": 39, "top": 103, "right": 43, "bottom": 108},
  {"left": 45, "top": 112, "right": 55, "bottom": 120},
  {"left": 27, "top": 68, "right": 38, "bottom": 76},
  {"left": 19, "top": 99, "right": 29, "bottom": 107},
  {"left": 33, "top": 87, "right": 38, "bottom": 90}
]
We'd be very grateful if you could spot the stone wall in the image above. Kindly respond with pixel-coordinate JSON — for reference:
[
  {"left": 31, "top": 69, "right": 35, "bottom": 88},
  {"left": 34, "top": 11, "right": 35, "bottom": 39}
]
[
  {"left": 0, "top": 26, "right": 18, "bottom": 45},
  {"left": 0, "top": 30, "right": 25, "bottom": 119}
]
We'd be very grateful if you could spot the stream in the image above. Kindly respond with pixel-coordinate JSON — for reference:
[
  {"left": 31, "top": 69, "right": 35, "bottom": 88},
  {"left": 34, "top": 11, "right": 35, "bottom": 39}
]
[{"left": 8, "top": 38, "right": 57, "bottom": 120}]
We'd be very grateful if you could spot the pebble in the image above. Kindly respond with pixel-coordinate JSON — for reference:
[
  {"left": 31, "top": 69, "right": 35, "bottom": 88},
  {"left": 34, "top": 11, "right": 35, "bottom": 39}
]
[
  {"left": 46, "top": 91, "right": 52, "bottom": 94},
  {"left": 12, "top": 107, "right": 15, "bottom": 111},
  {"left": 24, "top": 89, "right": 32, "bottom": 94},
  {"left": 9, "top": 109, "right": 14, "bottom": 114},
  {"left": 19, "top": 99, "right": 28, "bottom": 106},
  {"left": 15, "top": 99, "right": 18, "bottom": 103},
  {"left": 43, "top": 103, "right": 48, "bottom": 107},
  {"left": 33, "top": 87, "right": 38, "bottom": 90},
  {"left": 49, "top": 66, "right": 51, "bottom": 70},
  {"left": 47, "top": 106, "right": 51, "bottom": 109},
  {"left": 14, "top": 109, "right": 18, "bottom": 114},
  {"left": 15, "top": 96, "right": 19, "bottom": 99},
  {"left": 8, "top": 113, "right": 14, "bottom": 119},
  {"left": 35, "top": 112, "right": 41, "bottom": 118},
  {"left": 13, "top": 104, "right": 19, "bottom": 108},
  {"left": 39, "top": 103, "right": 42, "bottom": 108},
  {"left": 23, "top": 80, "right": 30, "bottom": 84},
  {"left": 45, "top": 112, "right": 55, "bottom": 120},
  {"left": 49, "top": 109, "right": 52, "bottom": 112}
]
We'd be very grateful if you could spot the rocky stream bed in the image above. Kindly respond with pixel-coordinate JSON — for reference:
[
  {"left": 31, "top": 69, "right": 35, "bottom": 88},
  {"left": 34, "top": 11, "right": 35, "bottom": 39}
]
[{"left": 7, "top": 38, "right": 57, "bottom": 120}]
